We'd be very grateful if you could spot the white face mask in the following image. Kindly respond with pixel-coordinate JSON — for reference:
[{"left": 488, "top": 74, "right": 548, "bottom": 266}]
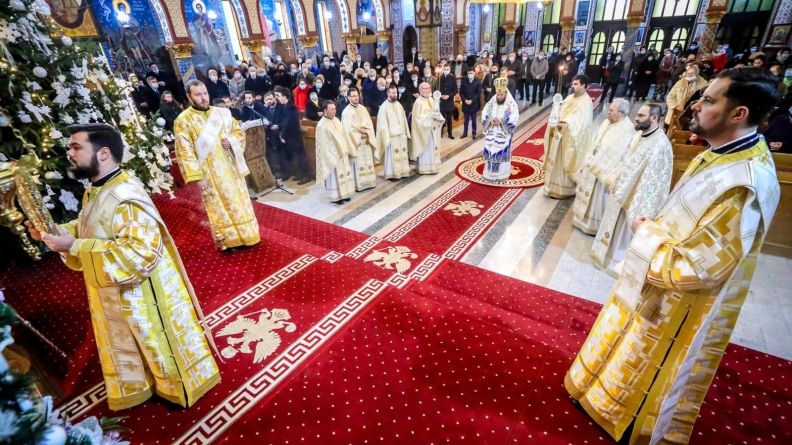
[
  {"left": 364, "top": 66, "right": 370, "bottom": 71},
  {"left": 616, "top": 57, "right": 622, "bottom": 61},
  {"left": 209, "top": 74, "right": 218, "bottom": 81},
  {"left": 508, "top": 57, "right": 515, "bottom": 62},
  {"left": 686, "top": 75, "right": 696, "bottom": 82},
  {"left": 370, "top": 75, "right": 376, "bottom": 80},
  {"left": 345, "top": 80, "right": 351, "bottom": 86},
  {"left": 310, "top": 94, "right": 317, "bottom": 100},
  {"left": 386, "top": 78, "right": 392, "bottom": 83},
  {"left": 467, "top": 74, "right": 474, "bottom": 80},
  {"left": 315, "top": 82, "right": 323, "bottom": 88},
  {"left": 234, "top": 73, "right": 241, "bottom": 79},
  {"left": 250, "top": 72, "right": 256, "bottom": 78},
  {"left": 398, "top": 87, "right": 405, "bottom": 93}
]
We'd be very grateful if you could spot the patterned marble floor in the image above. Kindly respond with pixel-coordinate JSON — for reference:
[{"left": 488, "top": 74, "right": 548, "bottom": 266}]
[{"left": 254, "top": 99, "right": 792, "bottom": 362}]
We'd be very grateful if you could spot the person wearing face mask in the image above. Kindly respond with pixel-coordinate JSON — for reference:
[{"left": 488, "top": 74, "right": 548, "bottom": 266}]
[
  {"left": 158, "top": 90, "right": 183, "bottom": 132},
  {"left": 439, "top": 65, "right": 457, "bottom": 139},
  {"left": 336, "top": 84, "right": 350, "bottom": 116},
  {"left": 483, "top": 65, "right": 499, "bottom": 102},
  {"left": 228, "top": 67, "right": 246, "bottom": 100},
  {"left": 547, "top": 47, "right": 565, "bottom": 94},
  {"left": 296, "top": 62, "right": 316, "bottom": 86},
  {"left": 272, "top": 63, "right": 292, "bottom": 89},
  {"left": 599, "top": 46, "right": 616, "bottom": 84},
  {"left": 405, "top": 69, "right": 421, "bottom": 101},
  {"left": 635, "top": 51, "right": 660, "bottom": 101},
  {"left": 561, "top": 53, "right": 579, "bottom": 98},
  {"left": 377, "top": 85, "right": 412, "bottom": 180},
  {"left": 601, "top": 54, "right": 624, "bottom": 103},
  {"left": 305, "top": 86, "right": 323, "bottom": 121},
  {"left": 397, "top": 82, "right": 414, "bottom": 117},
  {"left": 405, "top": 47, "right": 419, "bottom": 66},
  {"left": 654, "top": 49, "right": 677, "bottom": 101},
  {"left": 293, "top": 79, "right": 310, "bottom": 111},
  {"left": 451, "top": 55, "right": 469, "bottom": 87},
  {"left": 625, "top": 45, "right": 648, "bottom": 98},
  {"left": 774, "top": 48, "right": 791, "bottom": 70},
  {"left": 516, "top": 52, "right": 532, "bottom": 101},
  {"left": 145, "top": 62, "right": 181, "bottom": 102},
  {"left": 341, "top": 55, "right": 353, "bottom": 72},
  {"left": 665, "top": 65, "right": 708, "bottom": 127},
  {"left": 312, "top": 74, "right": 335, "bottom": 102},
  {"left": 459, "top": 68, "right": 482, "bottom": 138},
  {"left": 476, "top": 49, "right": 493, "bottom": 71},
  {"left": 341, "top": 88, "right": 379, "bottom": 191},
  {"left": 320, "top": 56, "right": 340, "bottom": 92},
  {"left": 682, "top": 41, "right": 699, "bottom": 58},
  {"left": 502, "top": 51, "right": 521, "bottom": 91},
  {"left": 368, "top": 78, "right": 389, "bottom": 117},
  {"left": 204, "top": 68, "right": 230, "bottom": 102},
  {"left": 139, "top": 75, "right": 163, "bottom": 115},
  {"left": 711, "top": 44, "right": 728, "bottom": 75},
  {"left": 390, "top": 68, "right": 402, "bottom": 87},
  {"left": 423, "top": 67, "right": 439, "bottom": 92},
  {"left": 372, "top": 48, "right": 388, "bottom": 72},
  {"left": 529, "top": 51, "right": 549, "bottom": 105},
  {"left": 361, "top": 69, "right": 378, "bottom": 105}
]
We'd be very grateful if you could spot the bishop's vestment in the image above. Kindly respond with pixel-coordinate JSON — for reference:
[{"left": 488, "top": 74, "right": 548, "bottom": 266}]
[
  {"left": 592, "top": 127, "right": 673, "bottom": 276},
  {"left": 61, "top": 170, "right": 220, "bottom": 411},
  {"left": 174, "top": 106, "right": 260, "bottom": 249},
  {"left": 566, "top": 134, "right": 779, "bottom": 445},
  {"left": 572, "top": 117, "right": 635, "bottom": 234},
  {"left": 543, "top": 92, "right": 593, "bottom": 198},
  {"left": 376, "top": 99, "right": 411, "bottom": 180},
  {"left": 316, "top": 116, "right": 356, "bottom": 202},
  {"left": 342, "top": 103, "right": 379, "bottom": 190},
  {"left": 410, "top": 95, "right": 446, "bottom": 174},
  {"left": 481, "top": 91, "right": 520, "bottom": 181}
]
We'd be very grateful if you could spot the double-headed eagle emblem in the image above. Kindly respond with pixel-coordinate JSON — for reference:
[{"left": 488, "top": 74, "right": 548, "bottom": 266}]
[
  {"left": 364, "top": 246, "right": 418, "bottom": 274},
  {"left": 218, "top": 309, "right": 297, "bottom": 363}
]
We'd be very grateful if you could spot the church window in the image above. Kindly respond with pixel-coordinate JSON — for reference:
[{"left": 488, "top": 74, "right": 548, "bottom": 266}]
[
  {"left": 594, "top": 0, "right": 628, "bottom": 22},
  {"left": 610, "top": 30, "right": 626, "bottom": 54},
  {"left": 542, "top": 0, "right": 561, "bottom": 25},
  {"left": 542, "top": 34, "right": 556, "bottom": 53},
  {"left": 589, "top": 31, "right": 606, "bottom": 65},
  {"left": 647, "top": 28, "right": 665, "bottom": 51},
  {"left": 275, "top": 1, "right": 293, "bottom": 39},
  {"left": 669, "top": 27, "right": 688, "bottom": 50},
  {"left": 222, "top": 1, "right": 246, "bottom": 62},
  {"left": 729, "top": 0, "right": 773, "bottom": 13},
  {"left": 652, "top": 0, "right": 699, "bottom": 17},
  {"left": 317, "top": 1, "right": 333, "bottom": 53}
]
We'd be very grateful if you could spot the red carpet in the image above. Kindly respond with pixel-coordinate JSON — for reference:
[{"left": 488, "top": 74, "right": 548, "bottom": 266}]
[{"left": 5, "top": 87, "right": 791, "bottom": 443}]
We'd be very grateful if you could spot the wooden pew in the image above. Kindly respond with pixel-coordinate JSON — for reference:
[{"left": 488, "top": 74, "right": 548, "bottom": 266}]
[
  {"left": 300, "top": 124, "right": 317, "bottom": 180},
  {"left": 763, "top": 152, "right": 792, "bottom": 258},
  {"left": 666, "top": 107, "right": 683, "bottom": 137},
  {"left": 670, "top": 130, "right": 692, "bottom": 145},
  {"left": 671, "top": 143, "right": 705, "bottom": 188}
]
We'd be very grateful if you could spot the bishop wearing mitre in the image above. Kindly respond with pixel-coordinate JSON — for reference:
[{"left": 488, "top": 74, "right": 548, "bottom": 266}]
[
  {"left": 316, "top": 100, "right": 356, "bottom": 203},
  {"left": 481, "top": 77, "right": 520, "bottom": 181},
  {"left": 591, "top": 104, "right": 673, "bottom": 276},
  {"left": 30, "top": 123, "right": 220, "bottom": 411},
  {"left": 377, "top": 84, "right": 412, "bottom": 180},
  {"left": 174, "top": 80, "right": 260, "bottom": 250},
  {"left": 543, "top": 74, "right": 594, "bottom": 198},
  {"left": 410, "top": 82, "right": 447, "bottom": 174},
  {"left": 342, "top": 88, "right": 379, "bottom": 190},
  {"left": 571, "top": 99, "right": 635, "bottom": 234}
]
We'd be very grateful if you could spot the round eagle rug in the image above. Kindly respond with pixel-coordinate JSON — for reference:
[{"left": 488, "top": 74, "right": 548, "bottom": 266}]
[{"left": 455, "top": 156, "right": 545, "bottom": 188}]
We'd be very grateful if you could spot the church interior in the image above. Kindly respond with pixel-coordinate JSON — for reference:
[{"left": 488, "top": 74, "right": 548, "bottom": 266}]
[{"left": 1, "top": 0, "right": 791, "bottom": 444}]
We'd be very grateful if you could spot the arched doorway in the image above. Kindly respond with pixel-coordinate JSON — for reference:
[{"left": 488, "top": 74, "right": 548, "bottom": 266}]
[{"left": 403, "top": 26, "right": 418, "bottom": 59}]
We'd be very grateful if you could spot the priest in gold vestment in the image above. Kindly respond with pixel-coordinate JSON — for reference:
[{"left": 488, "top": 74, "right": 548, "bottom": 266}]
[
  {"left": 566, "top": 68, "right": 780, "bottom": 445},
  {"left": 377, "top": 85, "right": 411, "bottom": 180},
  {"left": 410, "top": 82, "right": 446, "bottom": 174},
  {"left": 341, "top": 88, "right": 379, "bottom": 191},
  {"left": 572, "top": 99, "right": 634, "bottom": 234},
  {"left": 591, "top": 105, "right": 674, "bottom": 276},
  {"left": 31, "top": 124, "right": 220, "bottom": 411},
  {"left": 543, "top": 74, "right": 594, "bottom": 198},
  {"left": 316, "top": 100, "right": 356, "bottom": 203},
  {"left": 174, "top": 80, "right": 259, "bottom": 250}
]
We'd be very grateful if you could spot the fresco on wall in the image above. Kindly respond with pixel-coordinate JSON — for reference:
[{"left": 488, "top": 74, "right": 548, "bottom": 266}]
[
  {"left": 46, "top": 0, "right": 100, "bottom": 37},
  {"left": 94, "top": 0, "right": 169, "bottom": 76},
  {"left": 186, "top": 0, "right": 235, "bottom": 75},
  {"left": 415, "top": 0, "right": 441, "bottom": 27},
  {"left": 260, "top": 0, "right": 281, "bottom": 44}
]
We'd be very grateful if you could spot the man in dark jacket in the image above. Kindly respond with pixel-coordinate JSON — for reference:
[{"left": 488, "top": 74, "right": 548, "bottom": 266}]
[
  {"left": 275, "top": 89, "right": 312, "bottom": 184},
  {"left": 259, "top": 91, "right": 285, "bottom": 178},
  {"left": 146, "top": 62, "right": 183, "bottom": 102},
  {"left": 439, "top": 65, "right": 457, "bottom": 138},
  {"left": 240, "top": 91, "right": 269, "bottom": 122},
  {"left": 459, "top": 68, "right": 482, "bottom": 138},
  {"left": 372, "top": 48, "right": 388, "bottom": 72},
  {"left": 602, "top": 55, "right": 624, "bottom": 103},
  {"left": 205, "top": 68, "right": 230, "bottom": 102},
  {"left": 547, "top": 47, "right": 566, "bottom": 94},
  {"left": 336, "top": 85, "right": 350, "bottom": 116},
  {"left": 599, "top": 46, "right": 616, "bottom": 84},
  {"left": 138, "top": 76, "right": 162, "bottom": 116},
  {"left": 499, "top": 66, "right": 517, "bottom": 98},
  {"left": 516, "top": 52, "right": 532, "bottom": 101},
  {"left": 483, "top": 65, "right": 499, "bottom": 102},
  {"left": 319, "top": 56, "right": 340, "bottom": 93},
  {"left": 397, "top": 84, "right": 414, "bottom": 118},
  {"left": 245, "top": 70, "right": 269, "bottom": 99},
  {"left": 626, "top": 45, "right": 648, "bottom": 97}
]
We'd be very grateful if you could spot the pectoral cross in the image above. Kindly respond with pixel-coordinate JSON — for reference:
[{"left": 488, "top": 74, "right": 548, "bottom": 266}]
[{"left": 283, "top": 42, "right": 294, "bottom": 57}]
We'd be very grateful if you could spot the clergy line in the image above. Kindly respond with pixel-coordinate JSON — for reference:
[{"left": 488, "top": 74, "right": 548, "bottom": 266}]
[
  {"left": 172, "top": 279, "right": 389, "bottom": 445},
  {"left": 333, "top": 103, "right": 551, "bottom": 229}
]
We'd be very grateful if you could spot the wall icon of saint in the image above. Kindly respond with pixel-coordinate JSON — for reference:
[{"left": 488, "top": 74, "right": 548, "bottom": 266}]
[
  {"left": 192, "top": 0, "right": 222, "bottom": 60},
  {"left": 114, "top": 0, "right": 153, "bottom": 71}
]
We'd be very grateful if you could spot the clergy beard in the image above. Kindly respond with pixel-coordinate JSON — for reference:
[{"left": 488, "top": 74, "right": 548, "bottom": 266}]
[
  {"left": 192, "top": 102, "right": 210, "bottom": 111},
  {"left": 496, "top": 97, "right": 506, "bottom": 105},
  {"left": 67, "top": 153, "right": 100, "bottom": 180},
  {"left": 634, "top": 120, "right": 652, "bottom": 131},
  {"left": 689, "top": 112, "right": 726, "bottom": 138}
]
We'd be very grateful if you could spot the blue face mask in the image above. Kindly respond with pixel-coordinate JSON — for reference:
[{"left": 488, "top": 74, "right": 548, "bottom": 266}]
[
  {"left": 378, "top": 86, "right": 386, "bottom": 91},
  {"left": 468, "top": 74, "right": 474, "bottom": 81}
]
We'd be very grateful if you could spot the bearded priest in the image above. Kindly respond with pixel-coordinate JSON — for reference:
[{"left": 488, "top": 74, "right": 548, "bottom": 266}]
[
  {"left": 566, "top": 68, "right": 781, "bottom": 445},
  {"left": 572, "top": 98, "right": 634, "bottom": 234},
  {"left": 174, "top": 80, "right": 259, "bottom": 250},
  {"left": 377, "top": 84, "right": 412, "bottom": 180},
  {"left": 29, "top": 123, "right": 220, "bottom": 411},
  {"left": 316, "top": 100, "right": 356, "bottom": 203},
  {"left": 342, "top": 88, "right": 379, "bottom": 190},
  {"left": 410, "top": 82, "right": 447, "bottom": 174},
  {"left": 542, "top": 74, "right": 594, "bottom": 198},
  {"left": 591, "top": 104, "right": 673, "bottom": 276},
  {"left": 481, "top": 77, "right": 520, "bottom": 181}
]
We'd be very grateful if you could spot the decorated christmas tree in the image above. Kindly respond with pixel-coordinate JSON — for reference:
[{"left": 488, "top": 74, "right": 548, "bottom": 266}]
[{"left": 0, "top": 0, "right": 173, "bottom": 224}]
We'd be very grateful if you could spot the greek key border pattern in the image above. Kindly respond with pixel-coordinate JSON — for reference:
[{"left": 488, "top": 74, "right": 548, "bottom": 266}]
[
  {"left": 346, "top": 236, "right": 384, "bottom": 259},
  {"left": 173, "top": 279, "right": 388, "bottom": 445},
  {"left": 384, "top": 181, "right": 470, "bottom": 242},
  {"left": 443, "top": 188, "right": 522, "bottom": 260},
  {"left": 59, "top": 382, "right": 106, "bottom": 421}
]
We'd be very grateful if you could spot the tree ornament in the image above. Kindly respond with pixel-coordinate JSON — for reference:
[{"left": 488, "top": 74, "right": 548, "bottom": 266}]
[
  {"left": 10, "top": 0, "right": 25, "bottom": 11},
  {"left": 60, "top": 35, "right": 72, "bottom": 46},
  {"left": 33, "top": 0, "right": 52, "bottom": 17},
  {"left": 97, "top": 72, "right": 109, "bottom": 83},
  {"left": 0, "top": 113, "right": 8, "bottom": 127},
  {"left": 33, "top": 66, "right": 47, "bottom": 78}
]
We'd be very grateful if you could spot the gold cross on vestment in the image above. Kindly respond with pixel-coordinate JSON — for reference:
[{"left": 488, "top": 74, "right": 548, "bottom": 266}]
[
  {"left": 139, "top": 219, "right": 157, "bottom": 235},
  {"left": 163, "top": 273, "right": 178, "bottom": 289},
  {"left": 623, "top": 271, "right": 642, "bottom": 289},
  {"left": 646, "top": 304, "right": 663, "bottom": 322},
  {"left": 665, "top": 220, "right": 681, "bottom": 238},
  {"left": 697, "top": 175, "right": 723, "bottom": 197},
  {"left": 644, "top": 224, "right": 667, "bottom": 239}
]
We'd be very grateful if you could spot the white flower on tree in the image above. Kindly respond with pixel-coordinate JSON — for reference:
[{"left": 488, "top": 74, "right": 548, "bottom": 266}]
[{"left": 58, "top": 189, "right": 79, "bottom": 212}]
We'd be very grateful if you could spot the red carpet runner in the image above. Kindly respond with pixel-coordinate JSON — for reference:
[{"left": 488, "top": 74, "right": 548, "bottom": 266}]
[{"left": 3, "top": 91, "right": 791, "bottom": 443}]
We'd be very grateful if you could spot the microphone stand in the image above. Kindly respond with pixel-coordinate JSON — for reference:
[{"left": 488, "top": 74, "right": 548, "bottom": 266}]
[{"left": 246, "top": 104, "right": 294, "bottom": 198}]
